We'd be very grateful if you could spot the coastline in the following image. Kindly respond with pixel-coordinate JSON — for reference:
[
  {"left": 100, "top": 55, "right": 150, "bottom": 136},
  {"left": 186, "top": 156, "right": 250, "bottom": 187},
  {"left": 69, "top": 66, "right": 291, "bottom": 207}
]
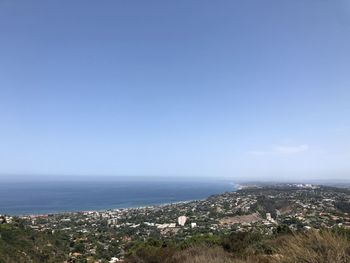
[{"left": 7, "top": 183, "right": 241, "bottom": 218}]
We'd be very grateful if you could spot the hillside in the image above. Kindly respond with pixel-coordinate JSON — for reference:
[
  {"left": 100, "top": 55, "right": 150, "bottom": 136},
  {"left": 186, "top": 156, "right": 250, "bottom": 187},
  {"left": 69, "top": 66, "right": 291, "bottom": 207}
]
[
  {"left": 0, "top": 221, "right": 69, "bottom": 263},
  {"left": 1, "top": 184, "right": 350, "bottom": 262},
  {"left": 1, "top": 222, "right": 350, "bottom": 262}
]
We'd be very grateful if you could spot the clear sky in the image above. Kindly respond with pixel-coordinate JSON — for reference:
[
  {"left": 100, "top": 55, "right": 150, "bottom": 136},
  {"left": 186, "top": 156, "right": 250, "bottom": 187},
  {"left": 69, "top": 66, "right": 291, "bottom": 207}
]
[{"left": 0, "top": 0, "right": 349, "bottom": 181}]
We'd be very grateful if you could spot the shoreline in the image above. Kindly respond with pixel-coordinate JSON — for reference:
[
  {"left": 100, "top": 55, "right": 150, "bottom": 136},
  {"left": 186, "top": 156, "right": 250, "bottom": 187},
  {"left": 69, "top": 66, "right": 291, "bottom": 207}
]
[{"left": 8, "top": 184, "right": 241, "bottom": 218}]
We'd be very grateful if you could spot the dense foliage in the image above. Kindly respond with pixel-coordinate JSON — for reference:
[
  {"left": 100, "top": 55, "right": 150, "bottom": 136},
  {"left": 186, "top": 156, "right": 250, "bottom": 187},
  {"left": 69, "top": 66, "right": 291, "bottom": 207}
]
[
  {"left": 0, "top": 220, "right": 69, "bottom": 263},
  {"left": 124, "top": 228, "right": 350, "bottom": 263},
  {"left": 1, "top": 219, "right": 350, "bottom": 263},
  {"left": 335, "top": 201, "right": 350, "bottom": 214}
]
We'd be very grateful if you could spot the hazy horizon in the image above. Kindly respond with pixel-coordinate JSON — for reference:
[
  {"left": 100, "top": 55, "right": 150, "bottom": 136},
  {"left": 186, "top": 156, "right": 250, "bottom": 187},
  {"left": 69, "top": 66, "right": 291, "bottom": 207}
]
[{"left": 1, "top": 0, "right": 350, "bottom": 181}]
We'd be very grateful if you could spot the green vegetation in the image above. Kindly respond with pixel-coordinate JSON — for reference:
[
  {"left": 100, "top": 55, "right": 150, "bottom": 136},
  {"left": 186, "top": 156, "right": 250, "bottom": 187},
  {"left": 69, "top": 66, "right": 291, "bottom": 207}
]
[
  {"left": 1, "top": 185, "right": 350, "bottom": 262},
  {"left": 0, "top": 219, "right": 69, "bottom": 263},
  {"left": 3, "top": 219, "right": 350, "bottom": 263},
  {"left": 1, "top": 219, "right": 350, "bottom": 263},
  {"left": 124, "top": 229, "right": 350, "bottom": 263},
  {"left": 335, "top": 201, "right": 350, "bottom": 214}
]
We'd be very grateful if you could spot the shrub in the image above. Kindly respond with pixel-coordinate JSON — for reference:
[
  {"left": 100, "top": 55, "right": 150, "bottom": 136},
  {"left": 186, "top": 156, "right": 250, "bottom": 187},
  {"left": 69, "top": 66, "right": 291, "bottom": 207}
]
[{"left": 273, "top": 230, "right": 350, "bottom": 263}]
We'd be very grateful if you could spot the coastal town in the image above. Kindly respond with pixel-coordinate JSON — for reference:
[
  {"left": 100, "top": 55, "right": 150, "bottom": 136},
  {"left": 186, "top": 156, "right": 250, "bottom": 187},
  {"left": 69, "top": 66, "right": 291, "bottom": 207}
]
[{"left": 2, "top": 183, "right": 349, "bottom": 262}]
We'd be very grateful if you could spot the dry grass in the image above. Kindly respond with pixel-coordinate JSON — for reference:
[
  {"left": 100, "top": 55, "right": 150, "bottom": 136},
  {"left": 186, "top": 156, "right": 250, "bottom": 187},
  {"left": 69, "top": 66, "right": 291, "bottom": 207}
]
[
  {"left": 273, "top": 230, "right": 350, "bottom": 263},
  {"left": 169, "top": 245, "right": 244, "bottom": 263},
  {"left": 170, "top": 231, "right": 350, "bottom": 263},
  {"left": 169, "top": 245, "right": 271, "bottom": 263},
  {"left": 125, "top": 230, "right": 350, "bottom": 263}
]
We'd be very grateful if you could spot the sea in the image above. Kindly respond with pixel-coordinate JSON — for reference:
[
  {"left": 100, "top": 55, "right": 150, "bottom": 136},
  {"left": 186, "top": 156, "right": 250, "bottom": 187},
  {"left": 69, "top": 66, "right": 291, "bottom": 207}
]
[{"left": 0, "top": 178, "right": 237, "bottom": 215}]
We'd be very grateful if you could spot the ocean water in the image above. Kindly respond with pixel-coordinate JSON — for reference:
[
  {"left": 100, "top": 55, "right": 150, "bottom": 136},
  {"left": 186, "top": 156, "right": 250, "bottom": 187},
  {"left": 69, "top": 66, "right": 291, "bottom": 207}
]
[{"left": 0, "top": 179, "right": 237, "bottom": 215}]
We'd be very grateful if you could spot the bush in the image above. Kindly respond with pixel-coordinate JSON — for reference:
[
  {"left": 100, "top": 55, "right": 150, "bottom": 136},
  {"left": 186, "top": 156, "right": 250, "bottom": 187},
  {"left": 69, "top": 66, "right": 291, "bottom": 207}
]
[{"left": 273, "top": 230, "right": 350, "bottom": 263}]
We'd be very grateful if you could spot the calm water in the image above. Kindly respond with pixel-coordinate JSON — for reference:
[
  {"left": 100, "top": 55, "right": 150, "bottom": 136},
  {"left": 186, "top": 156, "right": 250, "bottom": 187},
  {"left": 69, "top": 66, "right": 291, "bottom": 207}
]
[{"left": 0, "top": 179, "right": 237, "bottom": 215}]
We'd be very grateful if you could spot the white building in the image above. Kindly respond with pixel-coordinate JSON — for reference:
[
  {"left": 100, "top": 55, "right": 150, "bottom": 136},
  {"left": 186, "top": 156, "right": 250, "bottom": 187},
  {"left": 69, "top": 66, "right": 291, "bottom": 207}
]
[
  {"left": 107, "top": 218, "right": 118, "bottom": 226},
  {"left": 109, "top": 257, "right": 120, "bottom": 263},
  {"left": 266, "top": 213, "right": 272, "bottom": 221},
  {"left": 266, "top": 213, "right": 277, "bottom": 224},
  {"left": 178, "top": 216, "right": 187, "bottom": 226}
]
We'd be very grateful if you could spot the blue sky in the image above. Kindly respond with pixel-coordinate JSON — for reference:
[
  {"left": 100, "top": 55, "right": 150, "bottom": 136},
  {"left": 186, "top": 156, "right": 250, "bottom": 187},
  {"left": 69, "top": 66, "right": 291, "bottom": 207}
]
[{"left": 0, "top": 0, "right": 349, "bottom": 180}]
